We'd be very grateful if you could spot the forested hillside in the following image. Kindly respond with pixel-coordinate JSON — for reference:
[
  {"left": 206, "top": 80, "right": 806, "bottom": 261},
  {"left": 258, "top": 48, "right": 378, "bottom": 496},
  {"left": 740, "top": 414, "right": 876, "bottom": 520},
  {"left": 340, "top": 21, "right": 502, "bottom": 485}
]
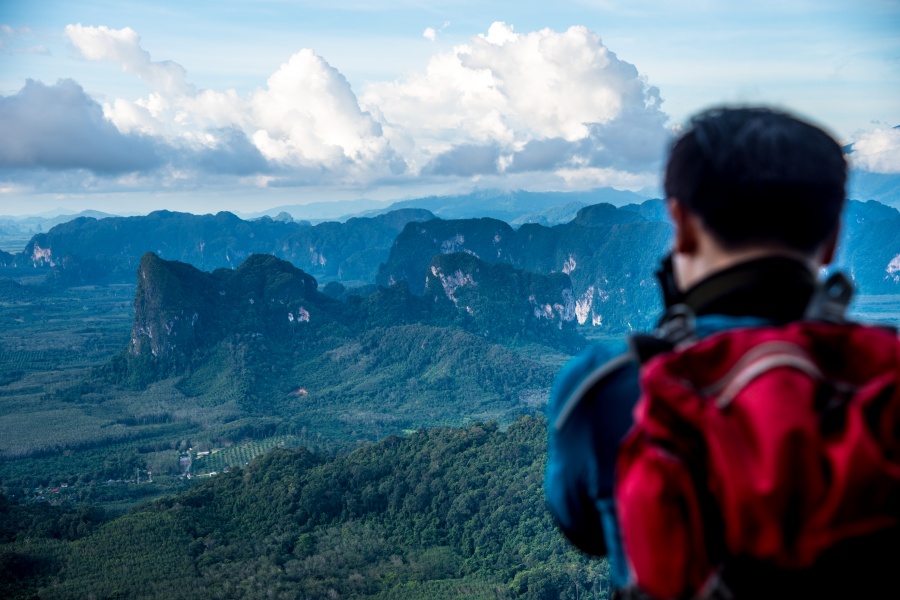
[
  {"left": 378, "top": 205, "right": 672, "bottom": 331},
  {"left": 39, "top": 251, "right": 578, "bottom": 450},
  {"left": 1, "top": 417, "right": 608, "bottom": 600}
]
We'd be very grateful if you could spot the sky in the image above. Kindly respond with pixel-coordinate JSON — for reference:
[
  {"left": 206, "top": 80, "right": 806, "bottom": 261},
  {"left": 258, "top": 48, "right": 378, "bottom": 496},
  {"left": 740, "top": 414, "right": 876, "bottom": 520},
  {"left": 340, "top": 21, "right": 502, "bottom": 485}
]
[{"left": 0, "top": 0, "right": 898, "bottom": 216}]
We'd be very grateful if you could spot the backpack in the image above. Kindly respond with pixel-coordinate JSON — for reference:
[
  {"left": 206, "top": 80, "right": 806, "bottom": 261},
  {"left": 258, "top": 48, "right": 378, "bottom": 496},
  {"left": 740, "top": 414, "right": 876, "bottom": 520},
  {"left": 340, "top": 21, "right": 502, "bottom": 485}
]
[{"left": 614, "top": 273, "right": 900, "bottom": 599}]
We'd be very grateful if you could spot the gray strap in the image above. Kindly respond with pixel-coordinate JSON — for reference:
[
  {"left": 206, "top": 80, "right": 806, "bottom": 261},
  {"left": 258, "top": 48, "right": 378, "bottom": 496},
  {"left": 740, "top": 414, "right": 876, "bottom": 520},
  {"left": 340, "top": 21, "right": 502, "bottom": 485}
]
[
  {"left": 700, "top": 341, "right": 823, "bottom": 409},
  {"left": 555, "top": 352, "right": 634, "bottom": 432}
]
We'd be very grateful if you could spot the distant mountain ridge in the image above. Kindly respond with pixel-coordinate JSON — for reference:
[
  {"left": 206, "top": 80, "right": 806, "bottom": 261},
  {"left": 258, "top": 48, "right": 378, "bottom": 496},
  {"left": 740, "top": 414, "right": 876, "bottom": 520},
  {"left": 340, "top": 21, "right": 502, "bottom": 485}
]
[
  {"left": 2, "top": 198, "right": 899, "bottom": 328},
  {"left": 357, "top": 188, "right": 646, "bottom": 222},
  {"left": 3, "top": 208, "right": 434, "bottom": 286},
  {"left": 0, "top": 210, "right": 120, "bottom": 253}
]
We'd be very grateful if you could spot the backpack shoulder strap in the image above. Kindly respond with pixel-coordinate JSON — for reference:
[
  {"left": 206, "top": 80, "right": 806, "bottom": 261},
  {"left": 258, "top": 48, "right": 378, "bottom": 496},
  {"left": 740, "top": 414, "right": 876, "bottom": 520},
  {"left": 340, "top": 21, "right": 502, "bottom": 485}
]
[
  {"left": 629, "top": 303, "right": 699, "bottom": 365},
  {"left": 554, "top": 351, "right": 635, "bottom": 432}
]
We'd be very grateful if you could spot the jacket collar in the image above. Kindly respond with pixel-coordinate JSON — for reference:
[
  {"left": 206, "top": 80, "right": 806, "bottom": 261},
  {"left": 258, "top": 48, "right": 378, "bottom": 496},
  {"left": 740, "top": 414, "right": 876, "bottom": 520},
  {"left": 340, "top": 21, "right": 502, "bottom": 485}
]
[{"left": 680, "top": 256, "right": 816, "bottom": 323}]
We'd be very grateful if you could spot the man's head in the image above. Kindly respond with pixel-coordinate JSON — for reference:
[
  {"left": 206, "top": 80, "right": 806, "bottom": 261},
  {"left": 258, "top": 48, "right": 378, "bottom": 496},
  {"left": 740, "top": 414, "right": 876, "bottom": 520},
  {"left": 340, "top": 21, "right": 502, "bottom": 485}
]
[{"left": 664, "top": 106, "right": 847, "bottom": 290}]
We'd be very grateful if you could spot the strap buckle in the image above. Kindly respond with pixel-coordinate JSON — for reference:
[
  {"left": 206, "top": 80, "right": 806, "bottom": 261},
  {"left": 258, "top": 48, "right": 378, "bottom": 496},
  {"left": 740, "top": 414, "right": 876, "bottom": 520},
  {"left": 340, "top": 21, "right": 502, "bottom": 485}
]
[{"left": 804, "top": 272, "right": 854, "bottom": 323}]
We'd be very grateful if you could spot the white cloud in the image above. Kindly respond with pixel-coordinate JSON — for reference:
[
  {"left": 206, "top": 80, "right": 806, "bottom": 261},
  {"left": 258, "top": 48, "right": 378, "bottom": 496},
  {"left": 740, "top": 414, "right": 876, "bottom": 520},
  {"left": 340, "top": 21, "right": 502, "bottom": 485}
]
[
  {"left": 249, "top": 49, "right": 399, "bottom": 175},
  {"left": 850, "top": 126, "right": 900, "bottom": 174},
  {"left": 423, "top": 27, "right": 437, "bottom": 42},
  {"left": 63, "top": 24, "right": 403, "bottom": 180},
  {"left": 0, "top": 79, "right": 162, "bottom": 173},
  {"left": 65, "top": 24, "right": 194, "bottom": 96},
  {"left": 9, "top": 21, "right": 675, "bottom": 193},
  {"left": 362, "top": 22, "right": 669, "bottom": 177},
  {"left": 103, "top": 97, "right": 164, "bottom": 136}
]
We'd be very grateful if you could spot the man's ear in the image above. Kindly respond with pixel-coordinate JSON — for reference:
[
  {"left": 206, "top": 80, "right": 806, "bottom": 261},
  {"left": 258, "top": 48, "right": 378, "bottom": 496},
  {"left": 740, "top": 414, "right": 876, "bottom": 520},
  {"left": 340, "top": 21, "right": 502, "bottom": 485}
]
[{"left": 667, "top": 198, "right": 699, "bottom": 255}]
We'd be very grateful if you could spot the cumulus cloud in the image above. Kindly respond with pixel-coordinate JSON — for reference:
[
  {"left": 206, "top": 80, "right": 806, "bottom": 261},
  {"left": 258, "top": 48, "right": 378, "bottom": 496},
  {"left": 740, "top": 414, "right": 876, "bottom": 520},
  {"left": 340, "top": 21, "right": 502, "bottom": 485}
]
[
  {"left": 0, "top": 79, "right": 276, "bottom": 183},
  {"left": 63, "top": 24, "right": 403, "bottom": 180},
  {"left": 65, "top": 24, "right": 194, "bottom": 96},
  {"left": 186, "top": 127, "right": 271, "bottom": 176},
  {"left": 362, "top": 22, "right": 669, "bottom": 178},
  {"left": 249, "top": 49, "right": 397, "bottom": 173},
  {"left": 8, "top": 21, "right": 676, "bottom": 194},
  {"left": 849, "top": 126, "right": 900, "bottom": 174},
  {"left": 0, "top": 79, "right": 162, "bottom": 173},
  {"left": 425, "top": 144, "right": 502, "bottom": 176}
]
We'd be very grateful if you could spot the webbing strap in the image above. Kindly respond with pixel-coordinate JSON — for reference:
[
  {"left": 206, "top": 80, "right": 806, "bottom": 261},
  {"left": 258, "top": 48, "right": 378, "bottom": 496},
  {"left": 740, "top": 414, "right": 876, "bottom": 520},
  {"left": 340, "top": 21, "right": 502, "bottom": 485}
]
[
  {"left": 554, "top": 352, "right": 634, "bottom": 432},
  {"left": 699, "top": 342, "right": 823, "bottom": 409}
]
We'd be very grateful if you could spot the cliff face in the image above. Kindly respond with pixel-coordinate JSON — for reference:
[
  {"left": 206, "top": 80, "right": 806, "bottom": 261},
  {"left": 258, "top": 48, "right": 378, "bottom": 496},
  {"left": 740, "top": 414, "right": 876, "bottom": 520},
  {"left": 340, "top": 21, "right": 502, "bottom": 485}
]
[
  {"left": 424, "top": 253, "right": 582, "bottom": 350},
  {"left": 835, "top": 201, "right": 900, "bottom": 294},
  {"left": 8, "top": 199, "right": 900, "bottom": 316},
  {"left": 276, "top": 208, "right": 434, "bottom": 282},
  {"left": 129, "top": 252, "right": 329, "bottom": 364},
  {"left": 379, "top": 204, "right": 672, "bottom": 331},
  {"left": 379, "top": 198, "right": 900, "bottom": 331},
  {"left": 131, "top": 253, "right": 206, "bottom": 360},
  {"left": 130, "top": 249, "right": 586, "bottom": 368}
]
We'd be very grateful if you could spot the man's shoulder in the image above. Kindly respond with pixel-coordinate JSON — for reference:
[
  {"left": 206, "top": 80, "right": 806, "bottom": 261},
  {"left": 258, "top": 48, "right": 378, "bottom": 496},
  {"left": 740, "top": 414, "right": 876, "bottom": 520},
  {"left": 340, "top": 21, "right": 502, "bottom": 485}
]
[
  {"left": 548, "top": 340, "right": 637, "bottom": 431},
  {"left": 547, "top": 315, "right": 778, "bottom": 432}
]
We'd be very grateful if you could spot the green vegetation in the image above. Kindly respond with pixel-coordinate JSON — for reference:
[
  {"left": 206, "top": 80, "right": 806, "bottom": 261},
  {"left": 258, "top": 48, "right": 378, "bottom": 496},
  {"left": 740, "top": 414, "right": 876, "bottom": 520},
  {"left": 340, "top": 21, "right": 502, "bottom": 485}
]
[
  {"left": 6, "top": 207, "right": 434, "bottom": 287},
  {"left": 1, "top": 417, "right": 610, "bottom": 600},
  {"left": 191, "top": 435, "right": 302, "bottom": 474},
  {"left": 377, "top": 209, "right": 672, "bottom": 332},
  {"left": 0, "top": 252, "right": 577, "bottom": 512}
]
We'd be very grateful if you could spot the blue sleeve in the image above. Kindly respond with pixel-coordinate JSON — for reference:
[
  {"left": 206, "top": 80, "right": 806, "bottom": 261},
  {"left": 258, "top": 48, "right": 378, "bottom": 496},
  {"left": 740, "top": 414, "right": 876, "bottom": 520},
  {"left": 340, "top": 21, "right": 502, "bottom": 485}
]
[{"left": 544, "top": 341, "right": 641, "bottom": 557}]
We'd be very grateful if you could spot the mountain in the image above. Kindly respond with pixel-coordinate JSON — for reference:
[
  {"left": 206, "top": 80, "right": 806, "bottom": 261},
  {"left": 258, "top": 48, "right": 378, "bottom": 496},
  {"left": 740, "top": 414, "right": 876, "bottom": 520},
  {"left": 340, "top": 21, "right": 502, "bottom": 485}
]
[
  {"left": 0, "top": 210, "right": 118, "bottom": 232},
  {"left": 242, "top": 198, "right": 393, "bottom": 221},
  {"left": 379, "top": 203, "right": 673, "bottom": 331},
  {"left": 509, "top": 201, "right": 588, "bottom": 227},
  {"left": 0, "top": 210, "right": 119, "bottom": 253},
  {"left": 16, "top": 210, "right": 298, "bottom": 278},
  {"left": 277, "top": 208, "right": 435, "bottom": 282},
  {"left": 6, "top": 197, "right": 899, "bottom": 322},
  {"left": 847, "top": 169, "right": 900, "bottom": 208},
  {"left": 109, "top": 252, "right": 581, "bottom": 443},
  {"left": 424, "top": 253, "right": 582, "bottom": 350},
  {"left": 129, "top": 252, "right": 326, "bottom": 365},
  {"left": 357, "top": 188, "right": 646, "bottom": 222},
  {"left": 835, "top": 200, "right": 900, "bottom": 294},
  {"left": 379, "top": 198, "right": 900, "bottom": 331},
  {"left": 7, "top": 208, "right": 434, "bottom": 287}
]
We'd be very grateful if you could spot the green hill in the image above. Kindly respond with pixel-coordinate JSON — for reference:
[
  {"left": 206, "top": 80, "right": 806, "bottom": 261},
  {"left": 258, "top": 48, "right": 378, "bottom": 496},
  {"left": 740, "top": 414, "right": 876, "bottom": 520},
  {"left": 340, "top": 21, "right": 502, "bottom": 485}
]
[
  {"left": 0, "top": 416, "right": 607, "bottom": 600},
  {"left": 102, "top": 252, "right": 582, "bottom": 445}
]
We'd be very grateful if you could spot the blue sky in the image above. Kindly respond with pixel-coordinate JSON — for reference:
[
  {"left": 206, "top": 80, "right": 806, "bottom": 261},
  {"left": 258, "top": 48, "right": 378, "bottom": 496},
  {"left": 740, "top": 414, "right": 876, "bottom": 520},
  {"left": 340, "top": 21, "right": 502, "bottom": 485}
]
[{"left": 1, "top": 0, "right": 898, "bottom": 216}]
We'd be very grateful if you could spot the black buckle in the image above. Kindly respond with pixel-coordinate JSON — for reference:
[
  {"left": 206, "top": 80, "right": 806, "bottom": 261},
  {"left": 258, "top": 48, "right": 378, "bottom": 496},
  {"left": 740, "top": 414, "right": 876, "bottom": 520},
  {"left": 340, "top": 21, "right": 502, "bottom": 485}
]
[{"left": 804, "top": 272, "right": 853, "bottom": 323}]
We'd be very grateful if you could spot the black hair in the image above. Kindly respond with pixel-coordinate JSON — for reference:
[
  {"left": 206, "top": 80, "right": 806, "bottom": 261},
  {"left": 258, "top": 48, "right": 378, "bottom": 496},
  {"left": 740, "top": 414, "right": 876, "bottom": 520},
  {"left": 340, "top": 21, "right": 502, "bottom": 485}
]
[{"left": 664, "top": 106, "right": 847, "bottom": 253}]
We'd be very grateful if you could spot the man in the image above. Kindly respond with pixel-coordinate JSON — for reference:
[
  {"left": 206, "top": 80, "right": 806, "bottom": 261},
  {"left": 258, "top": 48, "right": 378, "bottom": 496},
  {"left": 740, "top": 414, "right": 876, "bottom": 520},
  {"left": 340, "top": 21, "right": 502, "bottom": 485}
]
[{"left": 544, "top": 106, "right": 896, "bottom": 594}]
